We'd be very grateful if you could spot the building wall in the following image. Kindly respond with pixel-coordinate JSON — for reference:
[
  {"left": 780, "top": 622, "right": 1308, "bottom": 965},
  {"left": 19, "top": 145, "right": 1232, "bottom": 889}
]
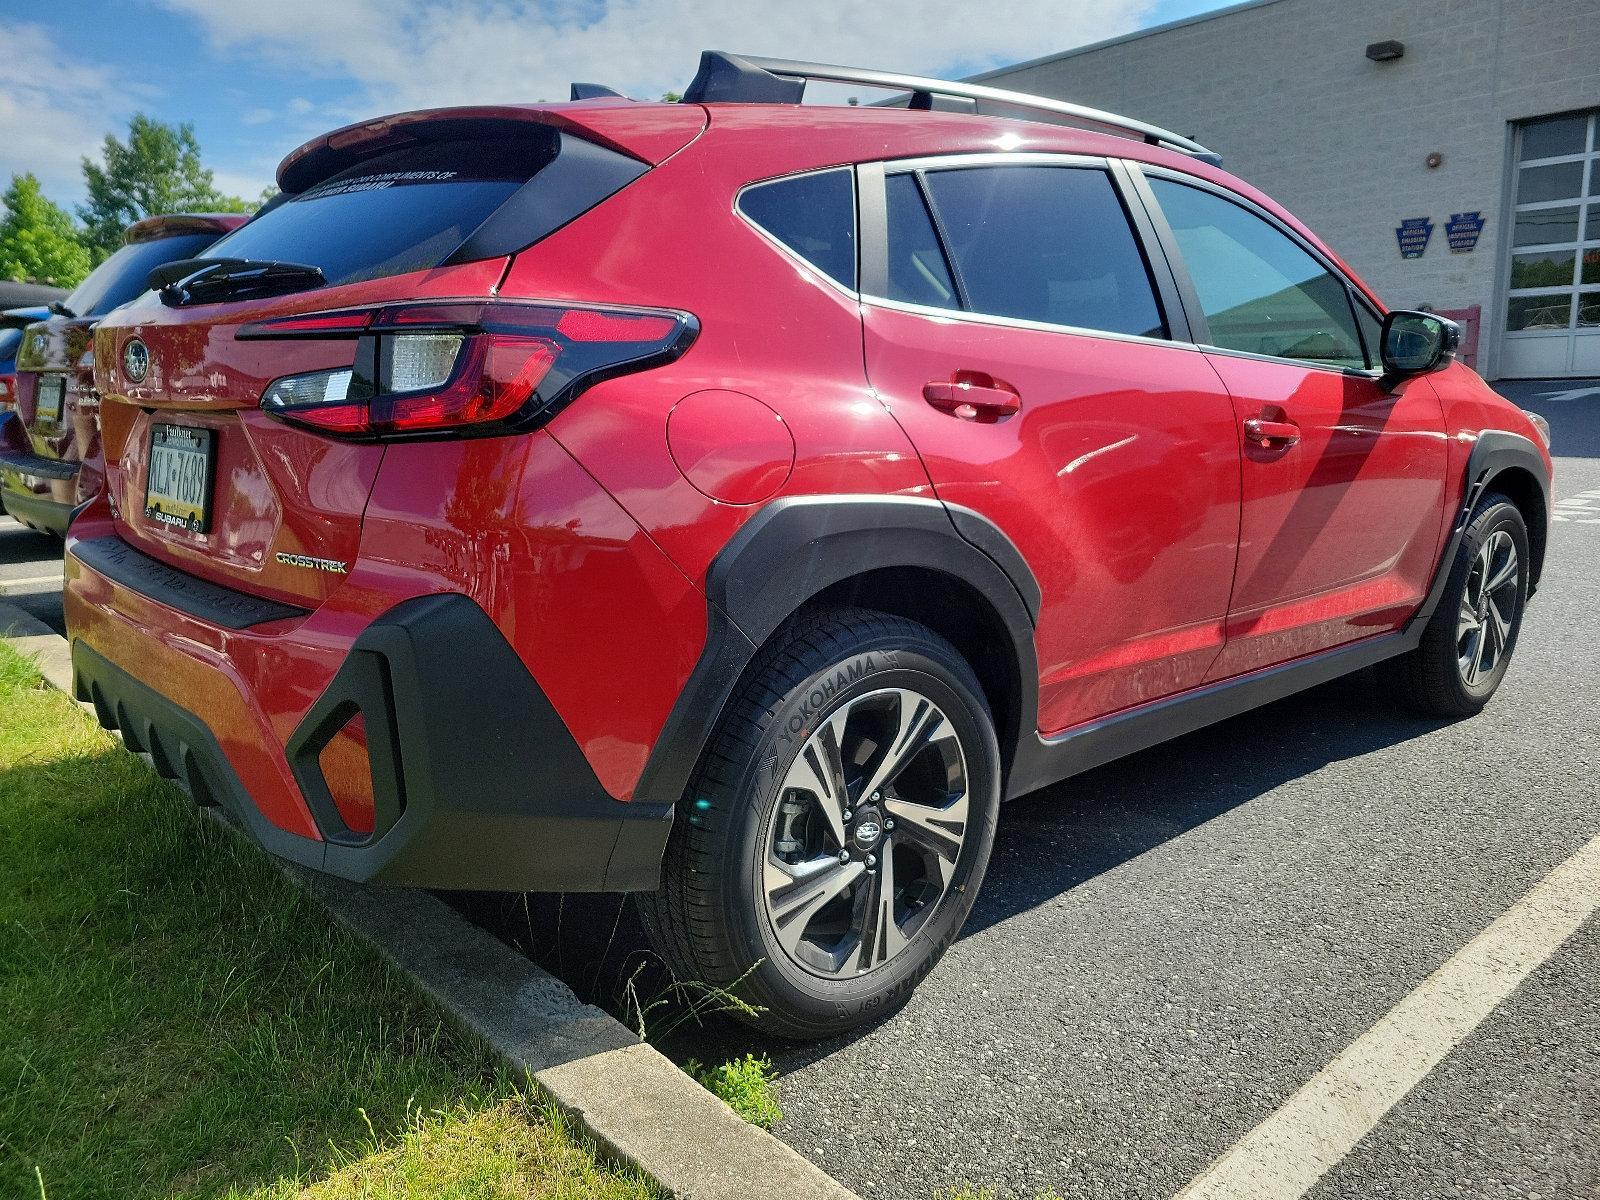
[{"left": 978, "top": 0, "right": 1598, "bottom": 377}]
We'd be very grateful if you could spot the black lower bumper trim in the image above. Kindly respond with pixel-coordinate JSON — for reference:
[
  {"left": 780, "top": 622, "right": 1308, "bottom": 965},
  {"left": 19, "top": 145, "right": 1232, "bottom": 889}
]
[
  {"left": 72, "top": 592, "right": 672, "bottom": 891},
  {"left": 71, "top": 535, "right": 308, "bottom": 630}
]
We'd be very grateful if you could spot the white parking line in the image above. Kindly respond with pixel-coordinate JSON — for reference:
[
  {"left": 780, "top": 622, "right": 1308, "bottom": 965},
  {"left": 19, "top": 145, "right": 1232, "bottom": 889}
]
[
  {"left": 1175, "top": 833, "right": 1600, "bottom": 1200},
  {"left": 0, "top": 573, "right": 65, "bottom": 593},
  {"left": 1553, "top": 489, "right": 1600, "bottom": 524}
]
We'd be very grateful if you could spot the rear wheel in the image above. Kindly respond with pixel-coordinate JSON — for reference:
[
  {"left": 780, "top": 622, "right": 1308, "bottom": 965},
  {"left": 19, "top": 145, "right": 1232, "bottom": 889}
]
[
  {"left": 639, "top": 608, "right": 1000, "bottom": 1039},
  {"left": 1381, "top": 493, "right": 1529, "bottom": 717}
]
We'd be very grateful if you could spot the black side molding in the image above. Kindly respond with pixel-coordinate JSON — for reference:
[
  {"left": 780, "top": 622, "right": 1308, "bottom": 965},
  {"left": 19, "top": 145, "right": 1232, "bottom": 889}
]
[{"left": 71, "top": 535, "right": 307, "bottom": 630}]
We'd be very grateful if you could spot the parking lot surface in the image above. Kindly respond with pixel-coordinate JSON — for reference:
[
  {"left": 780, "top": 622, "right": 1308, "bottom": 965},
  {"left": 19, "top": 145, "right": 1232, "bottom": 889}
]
[{"left": 7, "top": 381, "right": 1596, "bottom": 1199}]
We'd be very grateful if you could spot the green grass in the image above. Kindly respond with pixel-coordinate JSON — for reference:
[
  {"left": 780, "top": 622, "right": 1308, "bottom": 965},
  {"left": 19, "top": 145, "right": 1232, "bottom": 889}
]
[
  {"left": 0, "top": 643, "right": 658, "bottom": 1200},
  {"left": 686, "top": 1054, "right": 782, "bottom": 1130}
]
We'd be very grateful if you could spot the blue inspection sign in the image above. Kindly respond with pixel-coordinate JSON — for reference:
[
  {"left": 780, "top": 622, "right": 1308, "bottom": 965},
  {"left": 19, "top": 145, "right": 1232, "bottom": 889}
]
[
  {"left": 1396, "top": 217, "right": 1433, "bottom": 258},
  {"left": 1445, "top": 211, "right": 1486, "bottom": 252}
]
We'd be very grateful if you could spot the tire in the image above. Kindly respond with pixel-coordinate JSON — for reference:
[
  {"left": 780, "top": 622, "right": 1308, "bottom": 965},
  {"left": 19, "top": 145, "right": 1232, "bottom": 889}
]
[
  {"left": 1380, "top": 493, "right": 1530, "bottom": 717},
  {"left": 638, "top": 607, "right": 1000, "bottom": 1039}
]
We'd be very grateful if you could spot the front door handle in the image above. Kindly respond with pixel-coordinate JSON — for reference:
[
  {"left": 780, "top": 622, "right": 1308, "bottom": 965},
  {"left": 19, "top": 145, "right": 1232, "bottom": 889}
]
[
  {"left": 923, "top": 372, "right": 1021, "bottom": 422},
  {"left": 1243, "top": 416, "right": 1301, "bottom": 447}
]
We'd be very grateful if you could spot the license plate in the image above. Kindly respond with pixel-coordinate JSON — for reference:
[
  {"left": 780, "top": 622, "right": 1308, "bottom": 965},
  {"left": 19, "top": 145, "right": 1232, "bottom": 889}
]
[
  {"left": 144, "top": 424, "right": 215, "bottom": 534},
  {"left": 34, "top": 376, "right": 64, "bottom": 425}
]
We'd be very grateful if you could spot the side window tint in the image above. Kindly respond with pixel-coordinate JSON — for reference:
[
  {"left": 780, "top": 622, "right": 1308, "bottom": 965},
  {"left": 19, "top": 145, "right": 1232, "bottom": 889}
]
[
  {"left": 1150, "top": 178, "right": 1366, "bottom": 369},
  {"left": 738, "top": 168, "right": 856, "bottom": 290},
  {"left": 920, "top": 166, "right": 1165, "bottom": 339},
  {"left": 885, "top": 173, "right": 960, "bottom": 310}
]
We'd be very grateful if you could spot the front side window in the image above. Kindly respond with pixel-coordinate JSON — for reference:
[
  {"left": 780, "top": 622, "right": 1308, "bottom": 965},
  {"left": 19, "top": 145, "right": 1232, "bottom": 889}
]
[
  {"left": 1150, "top": 178, "right": 1367, "bottom": 370},
  {"left": 737, "top": 168, "right": 857, "bottom": 290},
  {"left": 914, "top": 165, "right": 1165, "bottom": 339}
]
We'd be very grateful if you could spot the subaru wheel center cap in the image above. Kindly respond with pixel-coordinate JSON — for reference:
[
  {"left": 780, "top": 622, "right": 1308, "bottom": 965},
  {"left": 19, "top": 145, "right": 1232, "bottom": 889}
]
[{"left": 852, "top": 809, "right": 884, "bottom": 850}]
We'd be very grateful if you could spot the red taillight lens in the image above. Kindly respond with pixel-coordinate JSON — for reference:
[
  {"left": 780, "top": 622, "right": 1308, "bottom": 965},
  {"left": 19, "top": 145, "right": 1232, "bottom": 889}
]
[{"left": 248, "top": 299, "right": 695, "bottom": 438}]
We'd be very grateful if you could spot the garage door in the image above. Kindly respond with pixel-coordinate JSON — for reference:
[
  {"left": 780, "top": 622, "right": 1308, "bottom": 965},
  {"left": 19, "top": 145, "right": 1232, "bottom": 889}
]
[{"left": 1500, "top": 110, "right": 1600, "bottom": 379}]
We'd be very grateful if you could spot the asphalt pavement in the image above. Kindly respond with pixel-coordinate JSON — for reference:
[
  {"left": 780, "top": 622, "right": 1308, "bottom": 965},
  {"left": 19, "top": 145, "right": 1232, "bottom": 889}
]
[{"left": 5, "top": 380, "right": 1597, "bottom": 1200}]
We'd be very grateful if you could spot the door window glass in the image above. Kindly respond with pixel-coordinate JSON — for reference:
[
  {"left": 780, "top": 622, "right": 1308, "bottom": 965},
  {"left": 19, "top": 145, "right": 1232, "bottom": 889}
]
[
  {"left": 918, "top": 165, "right": 1165, "bottom": 339},
  {"left": 884, "top": 172, "right": 960, "bottom": 310},
  {"left": 1520, "top": 114, "right": 1588, "bottom": 160},
  {"left": 1149, "top": 178, "right": 1365, "bottom": 368},
  {"left": 1514, "top": 207, "right": 1579, "bottom": 246}
]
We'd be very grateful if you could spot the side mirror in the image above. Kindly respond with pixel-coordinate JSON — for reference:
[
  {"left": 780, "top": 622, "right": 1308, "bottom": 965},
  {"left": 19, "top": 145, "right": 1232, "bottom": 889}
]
[{"left": 1380, "top": 310, "right": 1461, "bottom": 379}]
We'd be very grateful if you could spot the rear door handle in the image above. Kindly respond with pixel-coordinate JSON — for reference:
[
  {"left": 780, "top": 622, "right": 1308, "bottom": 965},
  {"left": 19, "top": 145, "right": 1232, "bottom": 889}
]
[
  {"left": 1243, "top": 416, "right": 1301, "bottom": 447},
  {"left": 923, "top": 373, "right": 1021, "bottom": 421}
]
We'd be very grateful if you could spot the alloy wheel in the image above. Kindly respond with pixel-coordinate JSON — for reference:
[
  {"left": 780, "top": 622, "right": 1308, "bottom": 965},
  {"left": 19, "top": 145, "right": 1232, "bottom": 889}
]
[
  {"left": 761, "top": 687, "right": 969, "bottom": 978},
  {"left": 1457, "top": 529, "right": 1519, "bottom": 687}
]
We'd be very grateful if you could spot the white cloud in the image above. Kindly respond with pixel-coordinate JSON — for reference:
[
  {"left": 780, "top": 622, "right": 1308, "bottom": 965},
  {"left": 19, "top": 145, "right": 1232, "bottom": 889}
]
[
  {"left": 240, "top": 106, "right": 277, "bottom": 126},
  {"left": 0, "top": 23, "right": 148, "bottom": 208},
  {"left": 159, "top": 0, "right": 1155, "bottom": 116}
]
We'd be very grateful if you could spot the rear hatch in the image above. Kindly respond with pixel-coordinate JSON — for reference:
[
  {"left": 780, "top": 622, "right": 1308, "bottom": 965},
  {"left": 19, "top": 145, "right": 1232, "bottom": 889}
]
[{"left": 91, "top": 103, "right": 704, "bottom": 608}]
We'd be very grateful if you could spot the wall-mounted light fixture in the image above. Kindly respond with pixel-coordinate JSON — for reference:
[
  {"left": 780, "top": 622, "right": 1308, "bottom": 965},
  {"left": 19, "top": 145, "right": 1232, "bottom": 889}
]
[{"left": 1366, "top": 40, "right": 1405, "bottom": 62}]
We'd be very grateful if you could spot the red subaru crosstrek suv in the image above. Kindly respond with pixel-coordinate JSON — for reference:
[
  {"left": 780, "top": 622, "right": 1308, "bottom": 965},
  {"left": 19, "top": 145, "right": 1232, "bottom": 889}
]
[{"left": 70, "top": 54, "right": 1553, "bottom": 1037}]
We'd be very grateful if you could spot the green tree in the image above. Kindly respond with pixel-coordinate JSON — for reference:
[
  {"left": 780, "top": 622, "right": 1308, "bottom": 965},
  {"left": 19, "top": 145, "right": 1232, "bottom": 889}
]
[
  {"left": 0, "top": 173, "right": 92, "bottom": 287},
  {"left": 77, "top": 114, "right": 251, "bottom": 260}
]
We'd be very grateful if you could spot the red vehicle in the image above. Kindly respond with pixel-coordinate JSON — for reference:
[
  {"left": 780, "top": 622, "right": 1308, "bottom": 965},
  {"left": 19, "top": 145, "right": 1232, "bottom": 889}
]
[
  {"left": 0, "top": 214, "right": 247, "bottom": 535},
  {"left": 68, "top": 54, "right": 1552, "bottom": 1037}
]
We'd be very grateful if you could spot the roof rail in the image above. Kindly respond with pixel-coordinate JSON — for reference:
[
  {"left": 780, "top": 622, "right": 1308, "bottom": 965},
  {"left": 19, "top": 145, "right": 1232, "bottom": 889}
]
[{"left": 681, "top": 50, "right": 1222, "bottom": 166}]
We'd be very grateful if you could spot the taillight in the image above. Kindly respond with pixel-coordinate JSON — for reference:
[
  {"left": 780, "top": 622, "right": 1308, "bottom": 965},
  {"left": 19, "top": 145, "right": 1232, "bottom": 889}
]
[{"left": 242, "top": 300, "right": 696, "bottom": 438}]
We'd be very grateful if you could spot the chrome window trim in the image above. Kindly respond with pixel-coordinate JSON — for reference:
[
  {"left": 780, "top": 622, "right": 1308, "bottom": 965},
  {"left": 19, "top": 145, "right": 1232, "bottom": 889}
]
[{"left": 858, "top": 292, "right": 1195, "bottom": 353}]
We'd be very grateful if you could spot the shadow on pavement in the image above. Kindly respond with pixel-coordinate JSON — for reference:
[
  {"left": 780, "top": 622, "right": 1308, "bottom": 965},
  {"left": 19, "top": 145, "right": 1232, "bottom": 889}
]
[{"left": 448, "top": 667, "right": 1455, "bottom": 1069}]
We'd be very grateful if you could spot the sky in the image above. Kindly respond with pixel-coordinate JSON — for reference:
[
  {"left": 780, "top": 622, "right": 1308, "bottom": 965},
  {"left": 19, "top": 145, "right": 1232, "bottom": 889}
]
[{"left": 2, "top": 0, "right": 1231, "bottom": 213}]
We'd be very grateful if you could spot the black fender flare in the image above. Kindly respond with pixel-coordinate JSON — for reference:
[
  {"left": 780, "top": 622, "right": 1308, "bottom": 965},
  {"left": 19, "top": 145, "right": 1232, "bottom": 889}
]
[
  {"left": 632, "top": 494, "right": 1041, "bottom": 808},
  {"left": 1408, "top": 429, "right": 1551, "bottom": 632}
]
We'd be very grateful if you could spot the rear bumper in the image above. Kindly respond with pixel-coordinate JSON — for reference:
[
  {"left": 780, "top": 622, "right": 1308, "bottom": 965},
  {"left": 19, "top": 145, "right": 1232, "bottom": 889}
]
[{"left": 68, "top": 540, "right": 672, "bottom": 891}]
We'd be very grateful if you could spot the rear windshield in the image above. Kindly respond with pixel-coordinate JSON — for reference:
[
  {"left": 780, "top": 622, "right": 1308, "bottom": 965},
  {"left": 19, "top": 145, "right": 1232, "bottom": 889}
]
[
  {"left": 201, "top": 136, "right": 556, "bottom": 287},
  {"left": 64, "top": 233, "right": 222, "bottom": 317}
]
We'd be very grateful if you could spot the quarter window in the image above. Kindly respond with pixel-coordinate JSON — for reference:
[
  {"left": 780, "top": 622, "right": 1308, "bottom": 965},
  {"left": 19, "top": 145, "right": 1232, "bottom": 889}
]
[
  {"left": 738, "top": 168, "right": 857, "bottom": 290},
  {"left": 914, "top": 165, "right": 1166, "bottom": 339},
  {"left": 1150, "top": 178, "right": 1366, "bottom": 369}
]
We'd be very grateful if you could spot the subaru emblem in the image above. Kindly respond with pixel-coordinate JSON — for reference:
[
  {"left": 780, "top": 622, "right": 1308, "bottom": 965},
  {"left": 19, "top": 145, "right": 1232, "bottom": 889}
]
[{"left": 122, "top": 337, "right": 149, "bottom": 383}]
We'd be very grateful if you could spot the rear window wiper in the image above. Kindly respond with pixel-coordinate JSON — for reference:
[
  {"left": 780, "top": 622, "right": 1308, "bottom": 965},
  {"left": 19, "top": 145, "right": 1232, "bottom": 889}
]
[
  {"left": 149, "top": 258, "right": 326, "bottom": 307},
  {"left": 48, "top": 300, "right": 76, "bottom": 318}
]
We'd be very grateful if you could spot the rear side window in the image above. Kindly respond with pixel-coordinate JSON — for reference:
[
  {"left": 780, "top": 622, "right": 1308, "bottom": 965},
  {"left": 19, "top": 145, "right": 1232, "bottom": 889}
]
[
  {"left": 63, "top": 233, "right": 221, "bottom": 317},
  {"left": 1149, "top": 178, "right": 1367, "bottom": 369},
  {"left": 919, "top": 166, "right": 1165, "bottom": 339},
  {"left": 0, "top": 327, "right": 21, "bottom": 364},
  {"left": 885, "top": 173, "right": 960, "bottom": 310},
  {"left": 738, "top": 169, "right": 857, "bottom": 290},
  {"left": 201, "top": 133, "right": 609, "bottom": 288}
]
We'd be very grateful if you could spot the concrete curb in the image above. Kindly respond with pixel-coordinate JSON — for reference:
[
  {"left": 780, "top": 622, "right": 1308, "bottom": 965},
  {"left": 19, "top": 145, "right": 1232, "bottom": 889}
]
[{"left": 0, "top": 599, "right": 857, "bottom": 1200}]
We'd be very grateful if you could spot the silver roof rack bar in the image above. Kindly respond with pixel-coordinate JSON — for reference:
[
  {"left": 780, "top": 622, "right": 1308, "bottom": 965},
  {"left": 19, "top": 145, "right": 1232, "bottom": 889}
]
[{"left": 681, "top": 51, "right": 1221, "bottom": 166}]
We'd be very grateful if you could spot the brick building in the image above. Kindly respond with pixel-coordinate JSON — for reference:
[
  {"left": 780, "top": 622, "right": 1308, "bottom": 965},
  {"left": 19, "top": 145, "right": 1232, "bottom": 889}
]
[{"left": 976, "top": 0, "right": 1598, "bottom": 379}]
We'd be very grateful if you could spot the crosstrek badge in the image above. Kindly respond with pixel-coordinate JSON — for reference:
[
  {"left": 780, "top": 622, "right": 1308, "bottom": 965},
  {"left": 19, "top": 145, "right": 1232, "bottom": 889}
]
[{"left": 275, "top": 552, "right": 349, "bottom": 574}]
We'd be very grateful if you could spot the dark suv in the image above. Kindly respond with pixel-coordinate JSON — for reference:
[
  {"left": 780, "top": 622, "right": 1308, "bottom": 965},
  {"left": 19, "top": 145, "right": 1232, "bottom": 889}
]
[
  {"left": 68, "top": 54, "right": 1551, "bottom": 1037},
  {"left": 0, "top": 214, "right": 245, "bottom": 535}
]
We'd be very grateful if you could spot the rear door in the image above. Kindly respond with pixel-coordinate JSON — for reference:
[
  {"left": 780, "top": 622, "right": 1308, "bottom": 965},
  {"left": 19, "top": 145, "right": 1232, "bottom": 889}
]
[
  {"left": 1135, "top": 171, "right": 1450, "bottom": 678},
  {"left": 858, "top": 157, "right": 1242, "bottom": 734}
]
